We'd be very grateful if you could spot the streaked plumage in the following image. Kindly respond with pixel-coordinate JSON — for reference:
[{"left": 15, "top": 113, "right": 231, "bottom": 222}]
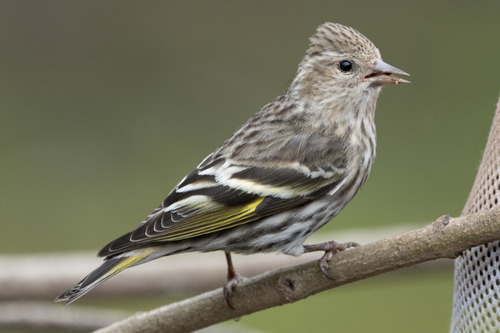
[{"left": 55, "top": 22, "right": 409, "bottom": 305}]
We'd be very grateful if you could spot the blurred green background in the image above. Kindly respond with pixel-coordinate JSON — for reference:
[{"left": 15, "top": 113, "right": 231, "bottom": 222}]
[{"left": 1, "top": 1, "right": 499, "bottom": 332}]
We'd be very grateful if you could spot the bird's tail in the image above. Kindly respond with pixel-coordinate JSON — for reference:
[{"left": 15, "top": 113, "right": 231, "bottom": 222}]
[{"left": 54, "top": 249, "right": 153, "bottom": 305}]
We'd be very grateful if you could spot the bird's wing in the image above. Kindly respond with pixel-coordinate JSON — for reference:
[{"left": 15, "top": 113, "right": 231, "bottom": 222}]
[{"left": 98, "top": 151, "right": 347, "bottom": 257}]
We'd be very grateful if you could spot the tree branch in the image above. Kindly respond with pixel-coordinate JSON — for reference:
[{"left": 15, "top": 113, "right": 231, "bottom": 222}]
[{"left": 94, "top": 208, "right": 500, "bottom": 333}]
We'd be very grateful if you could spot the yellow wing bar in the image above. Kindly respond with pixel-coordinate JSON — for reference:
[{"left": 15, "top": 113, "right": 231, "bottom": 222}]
[{"left": 156, "top": 197, "right": 266, "bottom": 241}]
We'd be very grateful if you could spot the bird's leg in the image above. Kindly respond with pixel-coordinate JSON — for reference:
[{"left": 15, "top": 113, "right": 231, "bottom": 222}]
[
  {"left": 223, "top": 251, "right": 244, "bottom": 309},
  {"left": 304, "top": 241, "right": 360, "bottom": 279}
]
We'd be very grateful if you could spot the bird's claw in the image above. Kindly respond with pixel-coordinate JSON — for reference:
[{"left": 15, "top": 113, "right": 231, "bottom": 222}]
[
  {"left": 304, "top": 240, "right": 360, "bottom": 280},
  {"left": 223, "top": 272, "right": 244, "bottom": 309},
  {"left": 318, "top": 250, "right": 335, "bottom": 279}
]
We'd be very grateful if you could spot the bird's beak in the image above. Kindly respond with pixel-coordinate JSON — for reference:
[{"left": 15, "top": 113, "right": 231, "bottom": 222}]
[{"left": 365, "top": 59, "right": 410, "bottom": 86}]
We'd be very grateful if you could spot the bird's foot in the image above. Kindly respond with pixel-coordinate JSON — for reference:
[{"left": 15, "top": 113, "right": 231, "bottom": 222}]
[
  {"left": 304, "top": 240, "right": 360, "bottom": 279},
  {"left": 223, "top": 251, "right": 246, "bottom": 309},
  {"left": 223, "top": 271, "right": 245, "bottom": 309}
]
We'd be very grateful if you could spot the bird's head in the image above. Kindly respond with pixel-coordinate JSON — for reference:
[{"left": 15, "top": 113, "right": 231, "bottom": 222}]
[{"left": 291, "top": 22, "right": 409, "bottom": 104}]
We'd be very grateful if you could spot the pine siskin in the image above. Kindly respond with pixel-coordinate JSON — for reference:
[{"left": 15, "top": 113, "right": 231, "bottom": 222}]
[{"left": 55, "top": 22, "right": 409, "bottom": 306}]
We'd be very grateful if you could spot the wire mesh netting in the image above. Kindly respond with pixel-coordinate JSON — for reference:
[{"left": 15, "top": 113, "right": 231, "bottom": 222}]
[{"left": 451, "top": 98, "right": 500, "bottom": 332}]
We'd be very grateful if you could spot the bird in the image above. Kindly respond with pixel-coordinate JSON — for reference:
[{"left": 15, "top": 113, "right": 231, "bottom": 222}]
[{"left": 55, "top": 22, "right": 409, "bottom": 307}]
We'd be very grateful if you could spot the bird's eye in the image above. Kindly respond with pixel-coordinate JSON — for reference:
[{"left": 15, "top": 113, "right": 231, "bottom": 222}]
[{"left": 338, "top": 60, "right": 353, "bottom": 72}]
